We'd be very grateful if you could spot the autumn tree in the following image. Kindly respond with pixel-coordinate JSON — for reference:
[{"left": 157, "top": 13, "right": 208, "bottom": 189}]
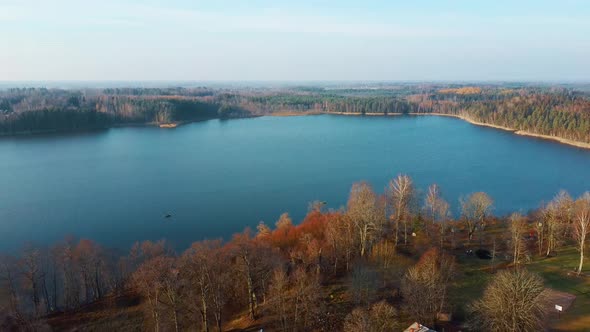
[
  {"left": 460, "top": 192, "right": 493, "bottom": 243},
  {"left": 468, "top": 269, "right": 546, "bottom": 332},
  {"left": 230, "top": 230, "right": 280, "bottom": 320},
  {"left": 401, "top": 248, "right": 455, "bottom": 325},
  {"left": 573, "top": 192, "right": 590, "bottom": 275},
  {"left": 131, "top": 256, "right": 179, "bottom": 332},
  {"left": 181, "top": 240, "right": 230, "bottom": 332},
  {"left": 267, "top": 266, "right": 322, "bottom": 331},
  {"left": 347, "top": 182, "right": 384, "bottom": 257},
  {"left": 388, "top": 175, "right": 416, "bottom": 246},
  {"left": 268, "top": 267, "right": 289, "bottom": 331},
  {"left": 325, "top": 212, "right": 356, "bottom": 273}
]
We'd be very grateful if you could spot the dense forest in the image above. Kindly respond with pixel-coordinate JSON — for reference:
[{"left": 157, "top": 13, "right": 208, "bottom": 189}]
[
  {"left": 1, "top": 84, "right": 589, "bottom": 144},
  {"left": 1, "top": 175, "right": 589, "bottom": 331}
]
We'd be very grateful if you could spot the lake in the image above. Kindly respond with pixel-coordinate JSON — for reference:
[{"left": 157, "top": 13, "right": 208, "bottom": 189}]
[{"left": 1, "top": 114, "right": 590, "bottom": 252}]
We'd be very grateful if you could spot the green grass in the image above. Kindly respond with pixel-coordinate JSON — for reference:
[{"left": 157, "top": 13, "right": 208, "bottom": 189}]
[
  {"left": 448, "top": 247, "right": 590, "bottom": 331},
  {"left": 527, "top": 247, "right": 590, "bottom": 331}
]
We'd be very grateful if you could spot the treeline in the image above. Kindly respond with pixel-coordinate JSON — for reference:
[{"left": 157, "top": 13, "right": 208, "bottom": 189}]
[
  {"left": 0, "top": 89, "right": 238, "bottom": 135},
  {"left": 245, "top": 94, "right": 411, "bottom": 114},
  {"left": 2, "top": 85, "right": 590, "bottom": 143},
  {"left": 404, "top": 90, "right": 590, "bottom": 142},
  {"left": 2, "top": 175, "right": 589, "bottom": 331}
]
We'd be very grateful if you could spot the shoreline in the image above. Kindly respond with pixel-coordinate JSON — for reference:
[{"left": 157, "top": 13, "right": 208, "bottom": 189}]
[
  {"left": 323, "top": 111, "right": 590, "bottom": 150},
  {"left": 2, "top": 111, "right": 589, "bottom": 150}
]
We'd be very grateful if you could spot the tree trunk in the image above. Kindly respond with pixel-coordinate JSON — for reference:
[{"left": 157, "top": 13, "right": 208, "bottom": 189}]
[
  {"left": 201, "top": 290, "right": 209, "bottom": 332},
  {"left": 578, "top": 236, "right": 586, "bottom": 275},
  {"left": 404, "top": 220, "right": 408, "bottom": 245},
  {"left": 243, "top": 256, "right": 257, "bottom": 320}
]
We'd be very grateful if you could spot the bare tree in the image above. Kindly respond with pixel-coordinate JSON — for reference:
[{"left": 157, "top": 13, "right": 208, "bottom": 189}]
[
  {"left": 230, "top": 230, "right": 279, "bottom": 321},
  {"left": 401, "top": 248, "right": 455, "bottom": 325},
  {"left": 325, "top": 213, "right": 356, "bottom": 273},
  {"left": 268, "top": 267, "right": 289, "bottom": 331},
  {"left": 508, "top": 213, "right": 528, "bottom": 266},
  {"left": 292, "top": 267, "right": 321, "bottom": 330},
  {"left": 347, "top": 182, "right": 384, "bottom": 258},
  {"left": 0, "top": 255, "right": 20, "bottom": 318},
  {"left": 20, "top": 246, "right": 41, "bottom": 317},
  {"left": 349, "top": 264, "right": 378, "bottom": 306},
  {"left": 573, "top": 192, "right": 590, "bottom": 275},
  {"left": 388, "top": 175, "right": 415, "bottom": 246},
  {"left": 468, "top": 269, "right": 546, "bottom": 332},
  {"left": 131, "top": 256, "right": 178, "bottom": 332},
  {"left": 344, "top": 301, "right": 399, "bottom": 332},
  {"left": 369, "top": 240, "right": 397, "bottom": 270},
  {"left": 460, "top": 192, "right": 493, "bottom": 243},
  {"left": 424, "top": 184, "right": 450, "bottom": 249},
  {"left": 182, "top": 240, "right": 230, "bottom": 332},
  {"left": 543, "top": 191, "right": 573, "bottom": 256}
]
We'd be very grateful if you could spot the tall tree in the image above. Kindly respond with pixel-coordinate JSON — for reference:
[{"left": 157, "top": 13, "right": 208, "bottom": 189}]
[
  {"left": 347, "top": 182, "right": 384, "bottom": 257},
  {"left": 460, "top": 192, "right": 493, "bottom": 243},
  {"left": 424, "top": 184, "right": 450, "bottom": 249},
  {"left": 573, "top": 192, "right": 590, "bottom": 275},
  {"left": 388, "top": 175, "right": 416, "bottom": 246},
  {"left": 508, "top": 213, "right": 528, "bottom": 265},
  {"left": 401, "top": 248, "right": 455, "bottom": 325},
  {"left": 543, "top": 191, "right": 573, "bottom": 256}
]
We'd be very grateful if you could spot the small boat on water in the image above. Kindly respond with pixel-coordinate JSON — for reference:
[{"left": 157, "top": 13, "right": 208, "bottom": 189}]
[{"left": 164, "top": 213, "right": 172, "bottom": 219}]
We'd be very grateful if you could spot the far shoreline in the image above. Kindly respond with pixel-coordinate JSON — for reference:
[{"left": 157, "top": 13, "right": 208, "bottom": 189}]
[{"left": 321, "top": 111, "right": 590, "bottom": 150}]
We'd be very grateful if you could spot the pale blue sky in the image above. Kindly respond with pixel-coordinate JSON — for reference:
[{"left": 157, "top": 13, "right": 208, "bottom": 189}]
[{"left": 1, "top": 0, "right": 589, "bottom": 81}]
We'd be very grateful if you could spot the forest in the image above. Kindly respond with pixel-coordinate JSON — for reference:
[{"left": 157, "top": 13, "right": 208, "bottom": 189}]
[
  {"left": 1, "top": 175, "right": 590, "bottom": 331},
  {"left": 1, "top": 84, "right": 589, "bottom": 144}
]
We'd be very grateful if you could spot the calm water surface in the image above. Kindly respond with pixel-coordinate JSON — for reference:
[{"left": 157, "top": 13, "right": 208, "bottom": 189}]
[{"left": 1, "top": 115, "right": 590, "bottom": 251}]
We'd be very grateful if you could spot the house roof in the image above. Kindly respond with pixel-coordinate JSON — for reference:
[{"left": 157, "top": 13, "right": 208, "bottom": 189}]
[{"left": 404, "top": 322, "right": 437, "bottom": 332}]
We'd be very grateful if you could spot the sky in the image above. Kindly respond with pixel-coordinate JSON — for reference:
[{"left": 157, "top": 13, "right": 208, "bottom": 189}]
[{"left": 1, "top": 0, "right": 589, "bottom": 82}]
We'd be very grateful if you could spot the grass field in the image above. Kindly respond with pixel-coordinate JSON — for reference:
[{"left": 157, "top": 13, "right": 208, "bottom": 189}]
[{"left": 450, "top": 246, "right": 590, "bottom": 332}]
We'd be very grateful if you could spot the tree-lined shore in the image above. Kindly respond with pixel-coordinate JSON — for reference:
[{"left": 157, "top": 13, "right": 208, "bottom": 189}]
[
  {"left": 1, "top": 175, "right": 589, "bottom": 331},
  {"left": 1, "top": 84, "right": 589, "bottom": 147}
]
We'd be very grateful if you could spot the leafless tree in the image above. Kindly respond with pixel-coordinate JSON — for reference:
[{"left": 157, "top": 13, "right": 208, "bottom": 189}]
[
  {"left": 268, "top": 267, "right": 289, "bottom": 331},
  {"left": 292, "top": 267, "right": 322, "bottom": 330},
  {"left": 182, "top": 240, "right": 230, "bottom": 332},
  {"left": 349, "top": 264, "right": 378, "bottom": 306},
  {"left": 460, "top": 192, "right": 493, "bottom": 243},
  {"left": 0, "top": 255, "right": 20, "bottom": 318},
  {"left": 573, "top": 192, "right": 590, "bottom": 275},
  {"left": 20, "top": 246, "right": 41, "bottom": 317},
  {"left": 508, "top": 213, "right": 528, "bottom": 266},
  {"left": 131, "top": 256, "right": 178, "bottom": 332},
  {"left": 401, "top": 248, "right": 455, "bottom": 325},
  {"left": 424, "top": 184, "right": 450, "bottom": 249},
  {"left": 468, "top": 269, "right": 546, "bottom": 332},
  {"left": 347, "top": 182, "right": 384, "bottom": 257},
  {"left": 343, "top": 301, "right": 398, "bottom": 332},
  {"left": 542, "top": 191, "right": 573, "bottom": 256},
  {"left": 369, "top": 240, "right": 397, "bottom": 270},
  {"left": 388, "top": 175, "right": 416, "bottom": 246}
]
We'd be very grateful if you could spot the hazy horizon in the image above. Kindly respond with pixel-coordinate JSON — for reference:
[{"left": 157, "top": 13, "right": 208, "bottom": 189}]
[{"left": 2, "top": 0, "right": 589, "bottom": 81}]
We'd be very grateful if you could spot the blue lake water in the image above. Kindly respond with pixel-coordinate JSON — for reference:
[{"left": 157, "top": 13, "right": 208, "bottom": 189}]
[{"left": 1, "top": 114, "right": 590, "bottom": 251}]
